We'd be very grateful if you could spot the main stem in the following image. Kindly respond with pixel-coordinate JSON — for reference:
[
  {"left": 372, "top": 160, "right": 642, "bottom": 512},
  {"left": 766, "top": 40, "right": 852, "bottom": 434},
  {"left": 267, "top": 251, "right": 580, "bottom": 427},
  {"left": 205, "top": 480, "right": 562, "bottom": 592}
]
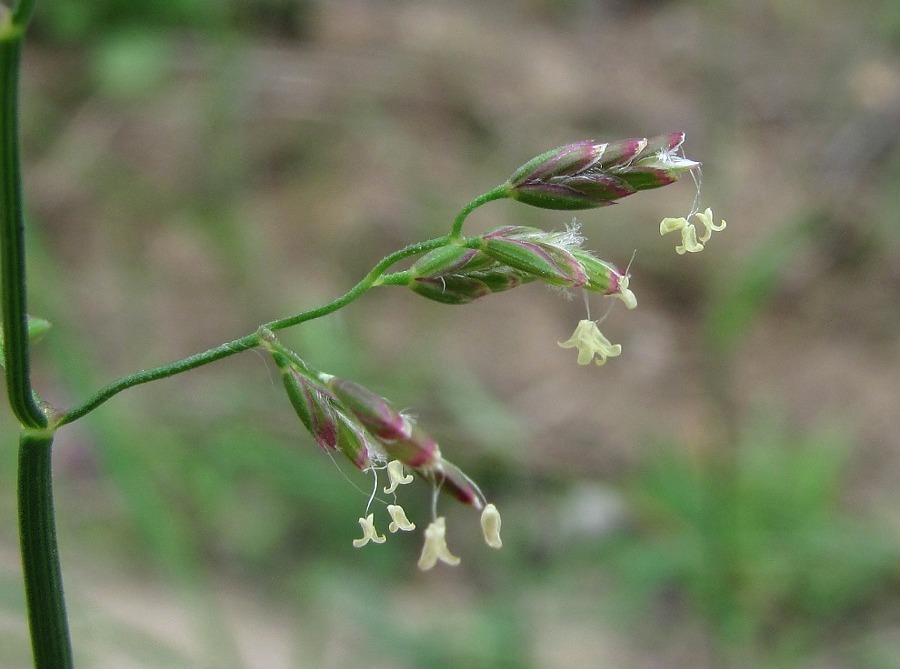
[
  {"left": 18, "top": 430, "right": 74, "bottom": 669},
  {"left": 3, "top": 4, "right": 72, "bottom": 666},
  {"left": 1, "top": 13, "right": 46, "bottom": 429}
]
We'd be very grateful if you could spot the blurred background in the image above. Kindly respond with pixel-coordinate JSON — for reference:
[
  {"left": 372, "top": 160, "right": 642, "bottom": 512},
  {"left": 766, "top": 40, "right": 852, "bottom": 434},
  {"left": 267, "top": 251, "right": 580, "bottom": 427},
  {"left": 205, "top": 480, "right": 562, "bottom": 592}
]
[{"left": 2, "top": 0, "right": 900, "bottom": 667}]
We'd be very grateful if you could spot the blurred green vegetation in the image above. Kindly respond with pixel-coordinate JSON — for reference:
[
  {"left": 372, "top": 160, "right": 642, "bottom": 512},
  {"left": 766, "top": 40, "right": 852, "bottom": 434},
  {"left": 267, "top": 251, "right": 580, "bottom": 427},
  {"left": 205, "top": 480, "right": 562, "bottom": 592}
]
[
  {"left": 602, "top": 419, "right": 899, "bottom": 668},
  {"left": 31, "top": 0, "right": 314, "bottom": 42},
  {"left": 3, "top": 0, "right": 900, "bottom": 667}
]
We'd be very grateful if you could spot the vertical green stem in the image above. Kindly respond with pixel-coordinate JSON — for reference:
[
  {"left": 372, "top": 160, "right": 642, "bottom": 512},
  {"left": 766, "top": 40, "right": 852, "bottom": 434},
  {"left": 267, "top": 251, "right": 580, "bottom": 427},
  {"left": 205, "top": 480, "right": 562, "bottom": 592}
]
[
  {"left": 2, "top": 6, "right": 46, "bottom": 429},
  {"left": 18, "top": 430, "right": 74, "bottom": 669},
  {"left": 4, "top": 4, "right": 72, "bottom": 666}
]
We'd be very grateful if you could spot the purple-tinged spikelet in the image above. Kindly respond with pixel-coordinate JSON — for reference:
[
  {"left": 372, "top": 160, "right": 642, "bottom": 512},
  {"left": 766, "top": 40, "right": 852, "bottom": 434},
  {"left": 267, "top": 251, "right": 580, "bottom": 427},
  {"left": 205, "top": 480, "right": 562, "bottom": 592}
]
[{"left": 505, "top": 132, "right": 699, "bottom": 210}]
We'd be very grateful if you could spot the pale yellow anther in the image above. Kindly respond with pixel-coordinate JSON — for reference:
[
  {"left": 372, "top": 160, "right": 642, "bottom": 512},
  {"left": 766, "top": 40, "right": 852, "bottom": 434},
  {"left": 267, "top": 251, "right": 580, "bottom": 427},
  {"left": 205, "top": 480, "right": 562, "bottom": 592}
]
[
  {"left": 386, "top": 504, "right": 416, "bottom": 532},
  {"left": 383, "top": 460, "right": 414, "bottom": 494},
  {"left": 352, "top": 514, "right": 386, "bottom": 548},
  {"left": 480, "top": 503, "right": 503, "bottom": 549},
  {"left": 694, "top": 207, "right": 727, "bottom": 242},
  {"left": 676, "top": 224, "right": 704, "bottom": 254},
  {"left": 659, "top": 216, "right": 689, "bottom": 236},
  {"left": 417, "top": 517, "right": 461, "bottom": 570},
  {"left": 615, "top": 274, "right": 637, "bottom": 310},
  {"left": 660, "top": 208, "right": 726, "bottom": 254},
  {"left": 558, "top": 320, "right": 622, "bottom": 366}
]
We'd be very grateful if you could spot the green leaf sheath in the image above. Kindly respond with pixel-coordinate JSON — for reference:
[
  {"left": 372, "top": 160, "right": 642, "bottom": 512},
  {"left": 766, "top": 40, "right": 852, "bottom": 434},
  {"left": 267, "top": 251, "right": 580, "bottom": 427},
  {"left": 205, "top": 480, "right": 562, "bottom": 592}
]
[
  {"left": 1, "top": 25, "right": 46, "bottom": 428},
  {"left": 18, "top": 431, "right": 74, "bottom": 669}
]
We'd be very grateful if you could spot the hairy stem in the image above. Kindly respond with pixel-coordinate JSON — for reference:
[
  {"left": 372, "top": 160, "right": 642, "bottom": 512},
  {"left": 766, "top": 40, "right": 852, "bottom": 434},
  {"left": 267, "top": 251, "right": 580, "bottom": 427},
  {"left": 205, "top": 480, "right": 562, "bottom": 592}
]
[
  {"left": 55, "top": 334, "right": 260, "bottom": 426},
  {"left": 450, "top": 185, "right": 508, "bottom": 239},
  {"left": 19, "top": 430, "right": 74, "bottom": 669},
  {"left": 267, "top": 234, "right": 454, "bottom": 330},
  {"left": 57, "top": 234, "right": 456, "bottom": 426}
]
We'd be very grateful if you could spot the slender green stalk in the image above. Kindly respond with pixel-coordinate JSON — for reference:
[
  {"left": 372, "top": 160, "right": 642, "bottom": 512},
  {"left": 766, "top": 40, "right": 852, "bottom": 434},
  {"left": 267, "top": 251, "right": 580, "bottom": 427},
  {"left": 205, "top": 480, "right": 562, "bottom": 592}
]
[
  {"left": 57, "top": 234, "right": 456, "bottom": 427},
  {"left": 449, "top": 185, "right": 507, "bottom": 239},
  {"left": 18, "top": 430, "right": 74, "bottom": 669},
  {"left": 1, "top": 6, "right": 45, "bottom": 429},
  {"left": 55, "top": 333, "right": 260, "bottom": 426},
  {"left": 58, "top": 190, "right": 502, "bottom": 427},
  {"left": 267, "top": 234, "right": 453, "bottom": 330}
]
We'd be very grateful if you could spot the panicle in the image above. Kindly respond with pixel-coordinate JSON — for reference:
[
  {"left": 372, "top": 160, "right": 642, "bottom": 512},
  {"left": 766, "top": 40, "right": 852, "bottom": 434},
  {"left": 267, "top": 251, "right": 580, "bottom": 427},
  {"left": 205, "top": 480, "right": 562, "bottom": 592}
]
[{"left": 258, "top": 132, "right": 723, "bottom": 573}]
